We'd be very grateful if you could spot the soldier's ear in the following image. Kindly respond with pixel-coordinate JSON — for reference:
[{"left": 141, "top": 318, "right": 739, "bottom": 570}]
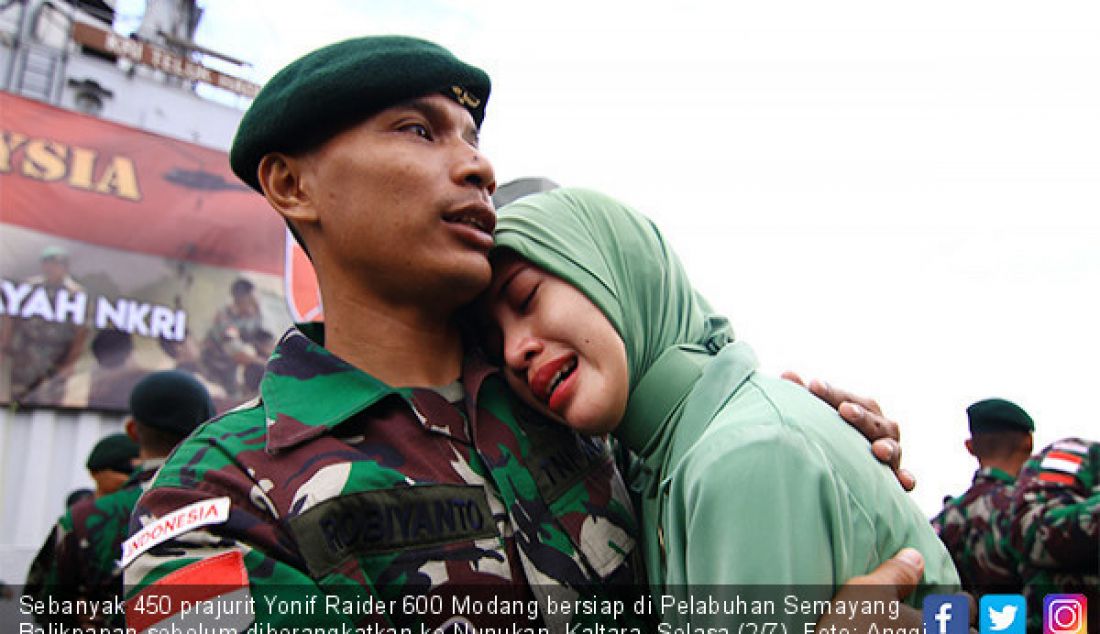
[
  {"left": 124, "top": 416, "right": 139, "bottom": 443},
  {"left": 258, "top": 152, "right": 320, "bottom": 228},
  {"left": 964, "top": 439, "right": 976, "bottom": 457}
]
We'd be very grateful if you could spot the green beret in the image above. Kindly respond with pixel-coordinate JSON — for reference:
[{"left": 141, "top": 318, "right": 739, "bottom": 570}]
[
  {"left": 967, "top": 398, "right": 1035, "bottom": 434},
  {"left": 130, "top": 370, "right": 215, "bottom": 437},
  {"left": 86, "top": 433, "right": 137, "bottom": 473},
  {"left": 231, "top": 35, "right": 491, "bottom": 193},
  {"left": 40, "top": 245, "right": 68, "bottom": 261}
]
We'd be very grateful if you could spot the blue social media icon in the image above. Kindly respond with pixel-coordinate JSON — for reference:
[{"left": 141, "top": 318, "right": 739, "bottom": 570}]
[
  {"left": 925, "top": 595, "right": 971, "bottom": 634},
  {"left": 981, "top": 595, "right": 1027, "bottom": 634}
]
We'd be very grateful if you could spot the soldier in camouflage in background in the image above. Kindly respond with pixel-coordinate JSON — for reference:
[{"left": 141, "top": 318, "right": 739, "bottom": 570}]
[
  {"left": 26, "top": 371, "right": 213, "bottom": 629},
  {"left": 24, "top": 432, "right": 137, "bottom": 607},
  {"left": 1010, "top": 437, "right": 1098, "bottom": 632},
  {"left": 0, "top": 246, "right": 90, "bottom": 406},
  {"left": 932, "top": 398, "right": 1034, "bottom": 595}
]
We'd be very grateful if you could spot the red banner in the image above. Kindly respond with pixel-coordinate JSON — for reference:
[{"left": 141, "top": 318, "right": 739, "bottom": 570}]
[
  {"left": 2, "top": 92, "right": 281, "bottom": 273},
  {"left": 0, "top": 93, "right": 320, "bottom": 412}
]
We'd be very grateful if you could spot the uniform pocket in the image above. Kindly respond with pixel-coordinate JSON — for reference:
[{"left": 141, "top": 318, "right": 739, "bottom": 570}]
[{"left": 522, "top": 422, "right": 638, "bottom": 580}]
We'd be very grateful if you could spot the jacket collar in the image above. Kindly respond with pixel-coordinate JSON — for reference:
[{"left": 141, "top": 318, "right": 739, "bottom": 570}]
[
  {"left": 975, "top": 465, "right": 1017, "bottom": 485},
  {"left": 262, "top": 324, "right": 502, "bottom": 452},
  {"left": 262, "top": 324, "right": 400, "bottom": 452},
  {"left": 617, "top": 341, "right": 757, "bottom": 480}
]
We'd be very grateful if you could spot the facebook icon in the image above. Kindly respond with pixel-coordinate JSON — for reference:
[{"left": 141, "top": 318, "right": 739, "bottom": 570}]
[{"left": 924, "top": 595, "right": 971, "bottom": 634}]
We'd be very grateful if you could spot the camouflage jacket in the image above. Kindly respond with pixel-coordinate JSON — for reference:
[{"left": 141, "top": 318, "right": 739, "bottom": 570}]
[
  {"left": 27, "top": 465, "right": 159, "bottom": 628},
  {"left": 931, "top": 466, "right": 1021, "bottom": 595},
  {"left": 1009, "top": 438, "right": 1099, "bottom": 631},
  {"left": 123, "top": 325, "right": 641, "bottom": 633}
]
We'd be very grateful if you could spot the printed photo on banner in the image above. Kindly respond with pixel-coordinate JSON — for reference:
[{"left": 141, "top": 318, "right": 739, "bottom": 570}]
[{"left": 0, "top": 92, "right": 309, "bottom": 413}]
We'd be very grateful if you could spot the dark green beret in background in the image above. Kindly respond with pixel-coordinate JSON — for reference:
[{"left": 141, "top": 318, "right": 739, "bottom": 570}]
[
  {"left": 130, "top": 370, "right": 216, "bottom": 437},
  {"left": 967, "top": 398, "right": 1035, "bottom": 434},
  {"left": 230, "top": 35, "right": 491, "bottom": 192},
  {"left": 85, "top": 433, "right": 138, "bottom": 473}
]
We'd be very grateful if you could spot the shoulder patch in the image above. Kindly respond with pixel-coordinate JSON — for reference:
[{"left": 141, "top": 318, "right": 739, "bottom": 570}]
[
  {"left": 121, "top": 497, "right": 231, "bottom": 568},
  {"left": 1040, "top": 451, "right": 1084, "bottom": 475},
  {"left": 1052, "top": 439, "right": 1090, "bottom": 455},
  {"left": 126, "top": 550, "right": 252, "bottom": 633}
]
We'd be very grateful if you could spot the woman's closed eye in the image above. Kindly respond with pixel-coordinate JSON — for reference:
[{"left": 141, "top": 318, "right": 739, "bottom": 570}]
[{"left": 506, "top": 269, "right": 540, "bottom": 312}]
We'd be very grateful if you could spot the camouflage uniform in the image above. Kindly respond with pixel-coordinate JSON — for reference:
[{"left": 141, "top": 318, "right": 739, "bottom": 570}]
[
  {"left": 124, "top": 325, "right": 642, "bottom": 633},
  {"left": 7, "top": 274, "right": 86, "bottom": 405},
  {"left": 1009, "top": 438, "right": 1099, "bottom": 632},
  {"left": 932, "top": 466, "right": 1021, "bottom": 595},
  {"left": 27, "top": 464, "right": 159, "bottom": 629}
]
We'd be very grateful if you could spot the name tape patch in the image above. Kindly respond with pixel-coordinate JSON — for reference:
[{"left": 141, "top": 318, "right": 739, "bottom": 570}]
[
  {"left": 121, "top": 497, "right": 231, "bottom": 567},
  {"left": 289, "top": 484, "right": 497, "bottom": 578}
]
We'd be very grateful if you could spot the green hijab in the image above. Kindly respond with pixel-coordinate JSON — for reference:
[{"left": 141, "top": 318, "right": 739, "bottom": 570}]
[{"left": 493, "top": 187, "right": 733, "bottom": 400}]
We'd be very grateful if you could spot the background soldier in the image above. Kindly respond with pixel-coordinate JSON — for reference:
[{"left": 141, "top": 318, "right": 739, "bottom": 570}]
[
  {"left": 932, "top": 398, "right": 1034, "bottom": 595},
  {"left": 199, "top": 276, "right": 269, "bottom": 399},
  {"left": 24, "top": 433, "right": 137, "bottom": 604},
  {"left": 1010, "top": 437, "right": 1098, "bottom": 632},
  {"left": 25, "top": 370, "right": 214, "bottom": 629},
  {"left": 84, "top": 432, "right": 140, "bottom": 498},
  {"left": 0, "top": 246, "right": 90, "bottom": 405}
]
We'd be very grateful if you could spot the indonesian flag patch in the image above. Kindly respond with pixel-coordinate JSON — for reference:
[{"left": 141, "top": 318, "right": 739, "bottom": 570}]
[
  {"left": 1038, "top": 441, "right": 1087, "bottom": 485},
  {"left": 126, "top": 551, "right": 253, "bottom": 633}
]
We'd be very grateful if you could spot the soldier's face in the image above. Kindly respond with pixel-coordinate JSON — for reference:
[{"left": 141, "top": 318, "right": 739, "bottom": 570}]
[
  {"left": 41, "top": 257, "right": 67, "bottom": 285},
  {"left": 91, "top": 469, "right": 130, "bottom": 497},
  {"left": 232, "top": 292, "right": 259, "bottom": 317},
  {"left": 298, "top": 94, "right": 496, "bottom": 307},
  {"left": 485, "top": 253, "right": 630, "bottom": 436}
]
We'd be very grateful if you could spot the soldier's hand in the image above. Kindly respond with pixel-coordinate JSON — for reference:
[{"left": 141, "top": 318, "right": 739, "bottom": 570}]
[
  {"left": 782, "top": 372, "right": 915, "bottom": 491},
  {"left": 815, "top": 549, "right": 924, "bottom": 633}
]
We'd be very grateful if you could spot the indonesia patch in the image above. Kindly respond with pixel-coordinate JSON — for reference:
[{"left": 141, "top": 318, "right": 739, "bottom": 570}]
[
  {"left": 121, "top": 497, "right": 231, "bottom": 568},
  {"left": 126, "top": 551, "right": 253, "bottom": 633}
]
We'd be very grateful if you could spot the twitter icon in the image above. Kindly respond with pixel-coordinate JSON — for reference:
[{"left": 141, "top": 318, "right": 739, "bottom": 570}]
[{"left": 981, "top": 594, "right": 1027, "bottom": 634}]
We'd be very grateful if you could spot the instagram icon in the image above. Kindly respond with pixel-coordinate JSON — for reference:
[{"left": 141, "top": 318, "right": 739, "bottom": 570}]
[{"left": 1045, "top": 595, "right": 1088, "bottom": 634}]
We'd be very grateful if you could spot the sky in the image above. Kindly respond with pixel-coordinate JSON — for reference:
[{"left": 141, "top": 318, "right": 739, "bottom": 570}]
[{"left": 116, "top": 0, "right": 1100, "bottom": 516}]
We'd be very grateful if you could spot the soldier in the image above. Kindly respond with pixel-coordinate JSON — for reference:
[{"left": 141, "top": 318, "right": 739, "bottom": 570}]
[
  {"left": 122, "top": 36, "right": 646, "bottom": 634},
  {"left": 199, "top": 277, "right": 269, "bottom": 399},
  {"left": 84, "top": 432, "right": 140, "bottom": 498},
  {"left": 1010, "top": 437, "right": 1098, "bottom": 632},
  {"left": 25, "top": 370, "right": 214, "bottom": 629},
  {"left": 932, "top": 398, "right": 1034, "bottom": 595},
  {"left": 0, "top": 246, "right": 90, "bottom": 406},
  {"left": 122, "top": 35, "right": 929, "bottom": 634},
  {"left": 87, "top": 328, "right": 149, "bottom": 409},
  {"left": 24, "top": 433, "right": 137, "bottom": 605}
]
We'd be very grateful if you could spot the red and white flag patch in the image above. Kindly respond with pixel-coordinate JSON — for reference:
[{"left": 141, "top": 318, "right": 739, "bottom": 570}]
[
  {"left": 126, "top": 551, "right": 253, "bottom": 633},
  {"left": 1039, "top": 448, "right": 1085, "bottom": 485}
]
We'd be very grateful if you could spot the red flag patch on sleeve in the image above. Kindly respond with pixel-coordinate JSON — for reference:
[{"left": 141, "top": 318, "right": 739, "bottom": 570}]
[{"left": 126, "top": 551, "right": 253, "bottom": 633}]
